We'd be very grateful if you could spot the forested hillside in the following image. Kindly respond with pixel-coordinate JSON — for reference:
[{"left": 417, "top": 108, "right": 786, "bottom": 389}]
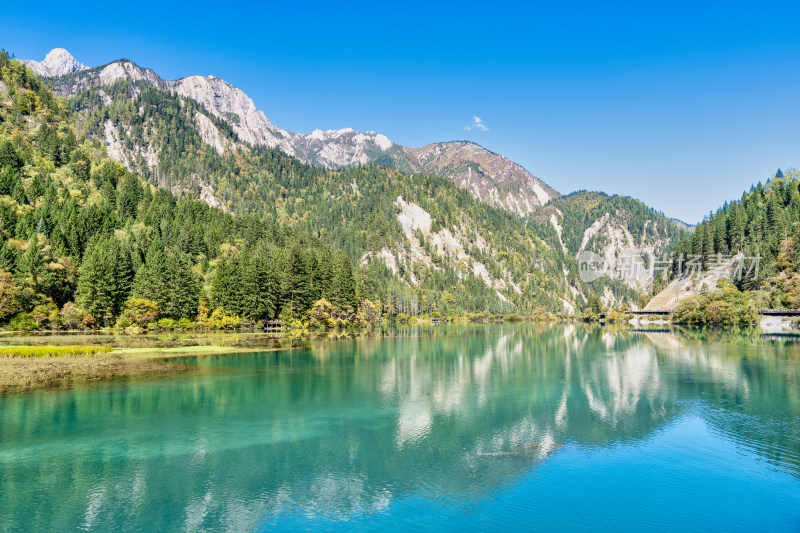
[
  {"left": 0, "top": 47, "right": 702, "bottom": 322},
  {"left": 38, "top": 59, "right": 589, "bottom": 312},
  {"left": 528, "top": 191, "right": 688, "bottom": 308},
  {"left": 0, "top": 52, "right": 363, "bottom": 329},
  {"left": 673, "top": 170, "right": 800, "bottom": 305},
  {"left": 38, "top": 56, "right": 696, "bottom": 313}
]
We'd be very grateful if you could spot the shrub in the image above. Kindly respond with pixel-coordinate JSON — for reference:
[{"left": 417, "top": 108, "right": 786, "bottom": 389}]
[
  {"left": 209, "top": 308, "right": 241, "bottom": 329},
  {"left": 672, "top": 296, "right": 704, "bottom": 324},
  {"left": 0, "top": 270, "right": 21, "bottom": 320},
  {"left": 8, "top": 312, "right": 37, "bottom": 331},
  {"left": 60, "top": 302, "right": 86, "bottom": 330},
  {"left": 672, "top": 282, "right": 760, "bottom": 325},
  {"left": 157, "top": 318, "right": 176, "bottom": 330},
  {"left": 308, "top": 299, "right": 335, "bottom": 329},
  {"left": 118, "top": 298, "right": 159, "bottom": 328},
  {"left": 704, "top": 300, "right": 733, "bottom": 325},
  {"left": 357, "top": 299, "right": 381, "bottom": 327},
  {"left": 31, "top": 302, "right": 59, "bottom": 329}
]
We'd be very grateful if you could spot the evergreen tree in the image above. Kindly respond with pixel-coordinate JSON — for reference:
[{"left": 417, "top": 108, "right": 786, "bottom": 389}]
[
  {"left": 332, "top": 253, "right": 358, "bottom": 310},
  {"left": 210, "top": 253, "right": 241, "bottom": 314},
  {"left": 702, "top": 220, "right": 715, "bottom": 268},
  {"left": 162, "top": 251, "right": 200, "bottom": 319},
  {"left": 239, "top": 243, "right": 277, "bottom": 321},
  {"left": 109, "top": 238, "right": 135, "bottom": 315},
  {"left": 75, "top": 240, "right": 115, "bottom": 324},
  {"left": 19, "top": 237, "right": 46, "bottom": 291},
  {"left": 131, "top": 238, "right": 170, "bottom": 314},
  {"left": 283, "top": 244, "right": 311, "bottom": 316}
]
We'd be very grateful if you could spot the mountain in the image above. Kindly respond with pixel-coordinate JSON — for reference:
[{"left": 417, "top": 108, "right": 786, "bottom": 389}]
[
  {"left": 20, "top": 49, "right": 690, "bottom": 313},
  {"left": 22, "top": 48, "right": 87, "bottom": 77},
  {"left": 668, "top": 218, "right": 696, "bottom": 232},
  {"left": 0, "top": 51, "right": 359, "bottom": 329},
  {"left": 634, "top": 169, "right": 800, "bottom": 325},
  {"left": 396, "top": 142, "right": 558, "bottom": 215},
  {"left": 529, "top": 191, "right": 686, "bottom": 309},
  {"left": 33, "top": 49, "right": 557, "bottom": 215}
]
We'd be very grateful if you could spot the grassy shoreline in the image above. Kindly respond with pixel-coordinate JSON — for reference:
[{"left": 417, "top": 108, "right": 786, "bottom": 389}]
[
  {"left": 2, "top": 317, "right": 789, "bottom": 393},
  {"left": 0, "top": 332, "right": 317, "bottom": 393}
]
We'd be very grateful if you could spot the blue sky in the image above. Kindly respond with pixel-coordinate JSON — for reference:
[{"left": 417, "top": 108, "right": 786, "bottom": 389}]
[{"left": 3, "top": 0, "right": 800, "bottom": 223}]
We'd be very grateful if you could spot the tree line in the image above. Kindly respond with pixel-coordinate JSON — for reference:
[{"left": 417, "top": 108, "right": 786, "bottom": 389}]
[{"left": 0, "top": 51, "right": 363, "bottom": 330}]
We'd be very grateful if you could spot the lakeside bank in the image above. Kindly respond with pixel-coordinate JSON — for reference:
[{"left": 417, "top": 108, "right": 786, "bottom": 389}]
[{"left": 1, "top": 317, "right": 797, "bottom": 393}]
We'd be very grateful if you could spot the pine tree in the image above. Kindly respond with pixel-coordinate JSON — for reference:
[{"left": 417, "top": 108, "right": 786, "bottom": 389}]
[
  {"left": 729, "top": 204, "right": 745, "bottom": 252},
  {"left": 332, "top": 253, "right": 358, "bottom": 310},
  {"left": 75, "top": 240, "right": 115, "bottom": 324},
  {"left": 131, "top": 238, "right": 170, "bottom": 315},
  {"left": 284, "top": 244, "right": 311, "bottom": 315},
  {"left": 314, "top": 248, "right": 335, "bottom": 302},
  {"left": 240, "top": 243, "right": 277, "bottom": 320},
  {"left": 109, "top": 238, "right": 135, "bottom": 315},
  {"left": 163, "top": 251, "right": 200, "bottom": 319},
  {"left": 702, "top": 219, "right": 714, "bottom": 268},
  {"left": 19, "top": 237, "right": 46, "bottom": 291},
  {"left": 210, "top": 254, "right": 240, "bottom": 314}
]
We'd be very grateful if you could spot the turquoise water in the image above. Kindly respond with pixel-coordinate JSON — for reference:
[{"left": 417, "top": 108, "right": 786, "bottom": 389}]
[{"left": 0, "top": 325, "right": 799, "bottom": 531}]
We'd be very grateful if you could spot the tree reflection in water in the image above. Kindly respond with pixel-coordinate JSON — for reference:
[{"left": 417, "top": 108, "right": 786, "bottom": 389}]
[{"left": 0, "top": 324, "right": 797, "bottom": 530}]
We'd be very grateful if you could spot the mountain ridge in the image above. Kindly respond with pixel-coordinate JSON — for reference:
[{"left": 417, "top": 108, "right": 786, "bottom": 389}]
[
  {"left": 30, "top": 49, "right": 558, "bottom": 215},
  {"left": 22, "top": 48, "right": 87, "bottom": 77},
  {"left": 17, "top": 49, "right": 689, "bottom": 312}
]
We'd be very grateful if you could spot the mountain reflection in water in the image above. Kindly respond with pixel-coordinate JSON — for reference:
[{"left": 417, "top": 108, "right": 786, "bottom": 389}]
[{"left": 0, "top": 324, "right": 798, "bottom": 531}]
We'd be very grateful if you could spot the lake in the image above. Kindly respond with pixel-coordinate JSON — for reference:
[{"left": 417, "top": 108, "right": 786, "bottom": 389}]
[{"left": 0, "top": 324, "right": 798, "bottom": 531}]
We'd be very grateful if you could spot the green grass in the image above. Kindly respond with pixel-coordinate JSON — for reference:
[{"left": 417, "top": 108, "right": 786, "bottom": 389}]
[{"left": 0, "top": 346, "right": 113, "bottom": 358}]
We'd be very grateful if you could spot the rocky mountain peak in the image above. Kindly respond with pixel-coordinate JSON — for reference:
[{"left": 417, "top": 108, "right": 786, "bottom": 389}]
[
  {"left": 97, "top": 61, "right": 163, "bottom": 88},
  {"left": 24, "top": 48, "right": 88, "bottom": 77},
  {"left": 168, "top": 75, "right": 296, "bottom": 154},
  {"left": 29, "top": 49, "right": 559, "bottom": 216}
]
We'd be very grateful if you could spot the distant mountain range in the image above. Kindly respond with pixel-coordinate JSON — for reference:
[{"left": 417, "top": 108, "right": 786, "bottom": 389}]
[
  {"left": 20, "top": 48, "right": 690, "bottom": 311},
  {"left": 27, "top": 49, "right": 556, "bottom": 216}
]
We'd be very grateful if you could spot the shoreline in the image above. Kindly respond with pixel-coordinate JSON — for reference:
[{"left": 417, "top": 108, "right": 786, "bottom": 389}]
[
  {"left": 1, "top": 319, "right": 796, "bottom": 393},
  {"left": 0, "top": 344, "right": 291, "bottom": 394}
]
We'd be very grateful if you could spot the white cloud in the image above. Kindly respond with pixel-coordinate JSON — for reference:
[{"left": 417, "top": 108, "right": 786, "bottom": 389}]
[{"left": 464, "top": 116, "right": 489, "bottom": 132}]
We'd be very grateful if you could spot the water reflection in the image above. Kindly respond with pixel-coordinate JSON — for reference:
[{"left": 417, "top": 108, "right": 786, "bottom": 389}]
[{"left": 0, "top": 325, "right": 798, "bottom": 530}]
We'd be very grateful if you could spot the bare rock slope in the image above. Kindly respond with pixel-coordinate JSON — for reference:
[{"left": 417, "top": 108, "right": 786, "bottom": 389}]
[
  {"left": 23, "top": 48, "right": 87, "bottom": 77},
  {"left": 28, "top": 49, "right": 558, "bottom": 216}
]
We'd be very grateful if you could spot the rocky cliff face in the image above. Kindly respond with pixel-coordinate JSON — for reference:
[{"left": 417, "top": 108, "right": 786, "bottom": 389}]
[
  {"left": 397, "top": 142, "right": 557, "bottom": 214},
  {"left": 528, "top": 191, "right": 688, "bottom": 309},
  {"left": 169, "top": 75, "right": 297, "bottom": 156},
  {"left": 30, "top": 49, "right": 557, "bottom": 216},
  {"left": 23, "top": 48, "right": 87, "bottom": 77}
]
